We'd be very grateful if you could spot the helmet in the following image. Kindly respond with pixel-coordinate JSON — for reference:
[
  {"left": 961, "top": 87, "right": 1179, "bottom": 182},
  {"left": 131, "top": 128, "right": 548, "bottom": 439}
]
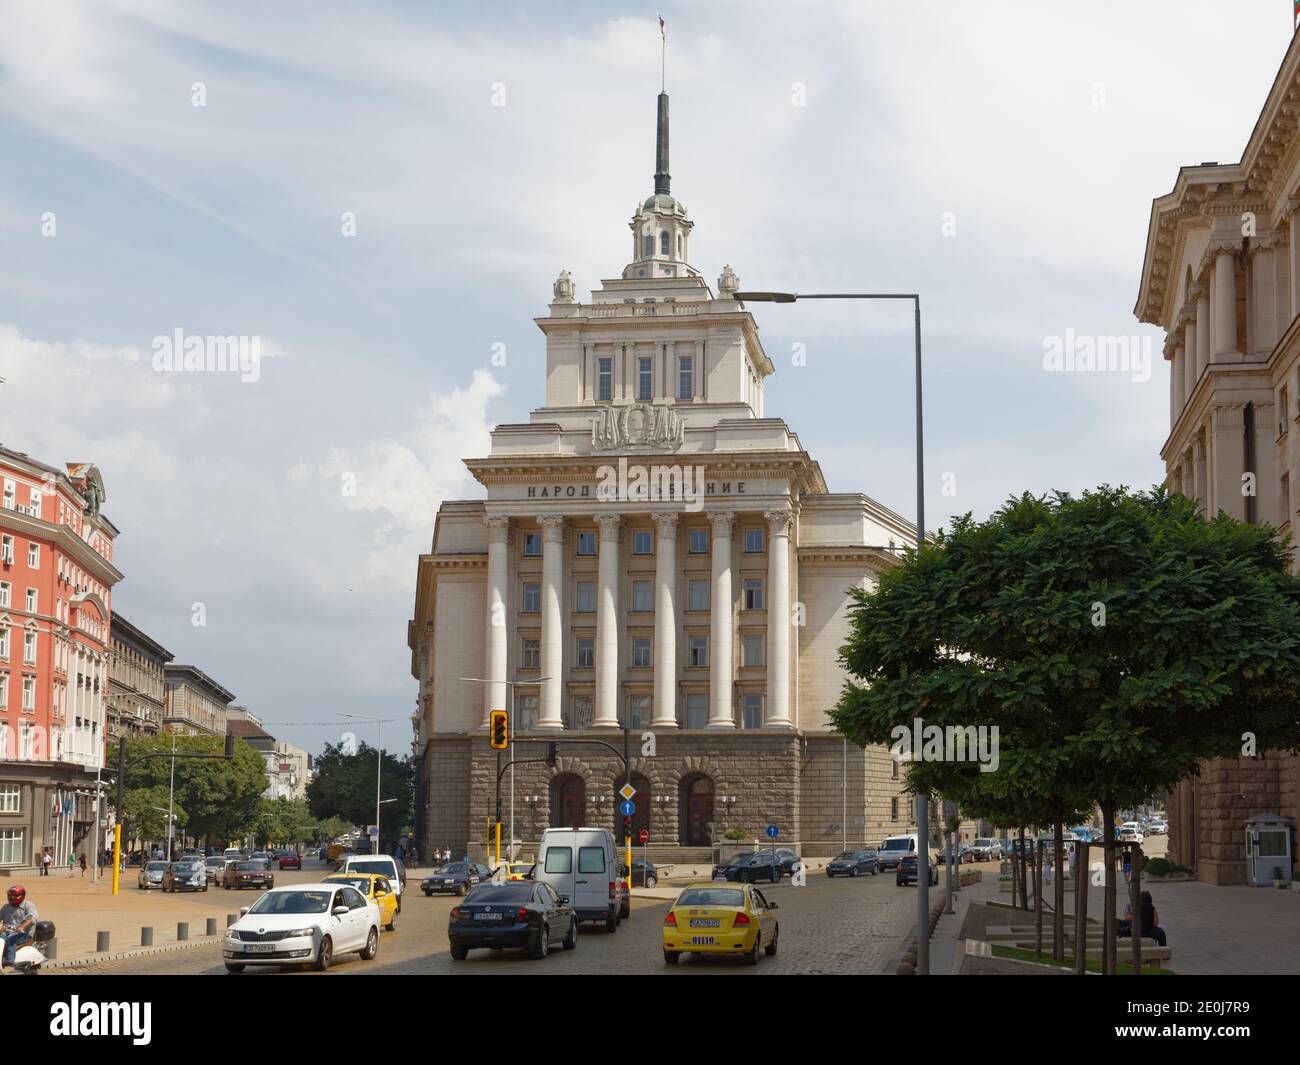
[{"left": 6, "top": 885, "right": 25, "bottom": 905}]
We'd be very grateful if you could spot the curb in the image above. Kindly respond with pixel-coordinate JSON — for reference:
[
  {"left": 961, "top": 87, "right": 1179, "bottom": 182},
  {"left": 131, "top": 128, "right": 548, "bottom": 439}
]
[{"left": 47, "top": 935, "right": 222, "bottom": 970}]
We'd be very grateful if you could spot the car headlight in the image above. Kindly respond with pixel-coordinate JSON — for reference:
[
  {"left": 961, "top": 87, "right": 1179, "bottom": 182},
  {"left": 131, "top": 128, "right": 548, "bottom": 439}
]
[{"left": 287, "top": 928, "right": 317, "bottom": 938}]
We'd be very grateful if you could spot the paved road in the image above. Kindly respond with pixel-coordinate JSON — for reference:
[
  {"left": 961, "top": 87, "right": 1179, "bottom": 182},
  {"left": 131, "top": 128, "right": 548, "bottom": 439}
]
[{"left": 55, "top": 865, "right": 926, "bottom": 975}]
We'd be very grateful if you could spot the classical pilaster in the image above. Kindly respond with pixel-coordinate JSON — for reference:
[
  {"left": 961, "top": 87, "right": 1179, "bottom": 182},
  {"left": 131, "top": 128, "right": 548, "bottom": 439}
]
[
  {"left": 1183, "top": 313, "right": 1196, "bottom": 402},
  {"left": 1192, "top": 283, "right": 1208, "bottom": 379},
  {"left": 652, "top": 512, "right": 680, "bottom": 728},
  {"left": 1289, "top": 200, "right": 1300, "bottom": 320},
  {"left": 593, "top": 513, "right": 622, "bottom": 728},
  {"left": 1172, "top": 344, "right": 1186, "bottom": 416},
  {"left": 1193, "top": 432, "right": 1207, "bottom": 512},
  {"left": 483, "top": 515, "right": 511, "bottom": 726},
  {"left": 764, "top": 508, "right": 793, "bottom": 729},
  {"left": 538, "top": 515, "right": 566, "bottom": 729},
  {"left": 1211, "top": 404, "right": 1247, "bottom": 520},
  {"left": 708, "top": 510, "right": 735, "bottom": 728},
  {"left": 1213, "top": 251, "right": 1238, "bottom": 360}
]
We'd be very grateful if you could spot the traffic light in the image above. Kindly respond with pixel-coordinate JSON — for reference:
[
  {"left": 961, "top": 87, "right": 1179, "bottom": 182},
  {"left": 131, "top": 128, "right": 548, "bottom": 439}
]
[
  {"left": 546, "top": 742, "right": 557, "bottom": 767},
  {"left": 489, "top": 710, "right": 509, "bottom": 750},
  {"left": 623, "top": 816, "right": 632, "bottom": 840}
]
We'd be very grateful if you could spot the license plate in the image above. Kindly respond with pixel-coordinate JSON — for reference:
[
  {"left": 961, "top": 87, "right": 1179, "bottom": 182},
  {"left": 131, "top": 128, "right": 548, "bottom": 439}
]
[
  {"left": 245, "top": 944, "right": 276, "bottom": 954},
  {"left": 690, "top": 936, "right": 715, "bottom": 945},
  {"left": 689, "top": 919, "right": 719, "bottom": 928},
  {"left": 473, "top": 913, "right": 503, "bottom": 921}
]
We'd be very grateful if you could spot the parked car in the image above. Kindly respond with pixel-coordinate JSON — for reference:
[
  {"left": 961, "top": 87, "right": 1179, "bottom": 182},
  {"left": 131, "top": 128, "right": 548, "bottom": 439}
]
[
  {"left": 712, "top": 851, "right": 781, "bottom": 884},
  {"left": 629, "top": 859, "right": 658, "bottom": 888},
  {"left": 826, "top": 850, "right": 880, "bottom": 877},
  {"left": 895, "top": 854, "right": 939, "bottom": 886},
  {"left": 970, "top": 838, "right": 1003, "bottom": 862},
  {"left": 1146, "top": 820, "right": 1168, "bottom": 835},
  {"left": 422, "top": 861, "right": 491, "bottom": 897},
  {"left": 448, "top": 881, "right": 576, "bottom": 960},
  {"left": 340, "top": 855, "right": 407, "bottom": 911},
  {"left": 137, "top": 861, "right": 167, "bottom": 890},
  {"left": 534, "top": 827, "right": 620, "bottom": 931},
  {"left": 223, "top": 883, "right": 380, "bottom": 973},
  {"left": 662, "top": 882, "right": 779, "bottom": 966},
  {"left": 322, "top": 872, "right": 398, "bottom": 931},
  {"left": 877, "top": 834, "right": 920, "bottom": 871},
  {"left": 774, "top": 848, "right": 801, "bottom": 877},
  {"left": 223, "top": 860, "right": 275, "bottom": 890},
  {"left": 278, "top": 852, "right": 302, "bottom": 870},
  {"left": 163, "top": 860, "right": 209, "bottom": 892},
  {"left": 936, "top": 843, "right": 974, "bottom": 864}
]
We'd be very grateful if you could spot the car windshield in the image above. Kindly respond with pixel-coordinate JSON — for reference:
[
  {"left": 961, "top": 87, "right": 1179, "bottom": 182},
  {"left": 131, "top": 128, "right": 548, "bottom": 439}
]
[
  {"left": 835, "top": 851, "right": 858, "bottom": 860},
  {"left": 974, "top": 839, "right": 994, "bottom": 847},
  {"left": 146, "top": 862, "right": 166, "bottom": 871},
  {"left": 173, "top": 862, "right": 200, "bottom": 871},
  {"left": 467, "top": 884, "right": 534, "bottom": 903},
  {"left": 348, "top": 861, "right": 393, "bottom": 876},
  {"left": 235, "top": 862, "right": 262, "bottom": 870},
  {"left": 248, "top": 890, "right": 331, "bottom": 915},
  {"left": 677, "top": 887, "right": 744, "bottom": 907},
  {"left": 881, "top": 839, "right": 911, "bottom": 851},
  {"left": 440, "top": 863, "right": 469, "bottom": 874}
]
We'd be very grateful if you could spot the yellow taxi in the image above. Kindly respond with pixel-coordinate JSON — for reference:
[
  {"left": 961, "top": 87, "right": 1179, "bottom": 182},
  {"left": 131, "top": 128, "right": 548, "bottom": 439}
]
[
  {"left": 322, "top": 872, "right": 399, "bottom": 931},
  {"left": 500, "top": 861, "right": 535, "bottom": 881},
  {"left": 661, "top": 882, "right": 779, "bottom": 966}
]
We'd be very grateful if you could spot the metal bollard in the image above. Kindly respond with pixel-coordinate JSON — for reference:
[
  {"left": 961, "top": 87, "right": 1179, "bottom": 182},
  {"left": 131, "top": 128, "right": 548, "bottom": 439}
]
[
  {"left": 226, "top": 913, "right": 236, "bottom": 927},
  {"left": 206, "top": 918, "right": 218, "bottom": 936},
  {"left": 177, "top": 921, "right": 189, "bottom": 941},
  {"left": 141, "top": 926, "right": 153, "bottom": 946},
  {"left": 96, "top": 931, "right": 110, "bottom": 952},
  {"left": 45, "top": 938, "right": 56, "bottom": 960}
]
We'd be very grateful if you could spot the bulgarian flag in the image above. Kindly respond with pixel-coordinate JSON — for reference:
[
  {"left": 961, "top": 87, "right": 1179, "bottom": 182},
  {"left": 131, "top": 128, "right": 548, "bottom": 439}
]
[{"left": 659, "top": 14, "right": 665, "bottom": 38}]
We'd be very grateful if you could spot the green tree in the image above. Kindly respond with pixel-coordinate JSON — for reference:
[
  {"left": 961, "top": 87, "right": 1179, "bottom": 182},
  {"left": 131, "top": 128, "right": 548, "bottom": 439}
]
[
  {"left": 122, "top": 785, "right": 184, "bottom": 847},
  {"left": 307, "top": 742, "right": 412, "bottom": 848},
  {"left": 833, "top": 486, "right": 1300, "bottom": 973}
]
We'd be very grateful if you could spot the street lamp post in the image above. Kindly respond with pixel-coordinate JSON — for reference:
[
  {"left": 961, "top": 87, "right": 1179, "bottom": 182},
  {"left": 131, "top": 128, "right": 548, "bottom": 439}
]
[
  {"left": 733, "top": 289, "right": 929, "bottom": 974},
  {"left": 339, "top": 714, "right": 401, "bottom": 854}
]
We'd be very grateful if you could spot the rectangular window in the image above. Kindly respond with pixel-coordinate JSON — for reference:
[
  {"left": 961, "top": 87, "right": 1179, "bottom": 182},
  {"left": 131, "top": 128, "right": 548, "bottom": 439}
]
[
  {"left": 25, "top": 589, "right": 35, "bottom": 613},
  {"left": 21, "top": 677, "right": 34, "bottom": 711},
  {"left": 522, "top": 582, "right": 541, "bottom": 613},
  {"left": 891, "top": 797, "right": 899, "bottom": 820},
  {"left": 745, "top": 527, "right": 765, "bottom": 553},
  {"left": 521, "top": 638, "right": 540, "bottom": 668},
  {"left": 1285, "top": 474, "right": 1292, "bottom": 522},
  {"left": 742, "top": 634, "right": 764, "bottom": 667},
  {"left": 689, "top": 637, "right": 708, "bottom": 668},
  {"left": 688, "top": 579, "right": 709, "bottom": 612},
  {"left": 26, "top": 543, "right": 37, "bottom": 568},
  {"left": 543, "top": 847, "right": 573, "bottom": 874},
  {"left": 578, "top": 847, "right": 606, "bottom": 874},
  {"left": 742, "top": 693, "right": 763, "bottom": 728},
  {"left": 0, "top": 482, "right": 11, "bottom": 510},
  {"left": 516, "top": 694, "right": 539, "bottom": 731},
  {"left": 0, "top": 829, "right": 23, "bottom": 866},
  {"left": 0, "top": 673, "right": 6, "bottom": 708},
  {"left": 575, "top": 637, "right": 595, "bottom": 668},
  {"left": 576, "top": 530, "right": 596, "bottom": 556},
  {"left": 891, "top": 758, "right": 899, "bottom": 780},
  {"left": 1282, "top": 387, "right": 1291, "bottom": 431},
  {"left": 631, "top": 580, "right": 653, "bottom": 612},
  {"left": 0, "top": 582, "right": 8, "bottom": 608},
  {"left": 0, "top": 786, "right": 17, "bottom": 814},
  {"left": 627, "top": 694, "right": 650, "bottom": 730},
  {"left": 678, "top": 356, "right": 694, "bottom": 399},
  {"left": 686, "top": 693, "right": 707, "bottom": 729},
  {"left": 597, "top": 357, "right": 613, "bottom": 401},
  {"left": 632, "top": 637, "right": 652, "bottom": 667},
  {"left": 0, "top": 536, "right": 12, "bottom": 565},
  {"left": 522, "top": 532, "right": 542, "bottom": 557},
  {"left": 566, "top": 695, "right": 593, "bottom": 730},
  {"left": 0, "top": 629, "right": 7, "bottom": 659},
  {"left": 27, "top": 490, "right": 39, "bottom": 519},
  {"left": 638, "top": 356, "right": 653, "bottom": 401},
  {"left": 632, "top": 530, "right": 653, "bottom": 555},
  {"left": 23, "top": 633, "right": 35, "bottom": 665},
  {"left": 743, "top": 578, "right": 764, "bottom": 611},
  {"left": 688, "top": 528, "right": 708, "bottom": 554},
  {"left": 576, "top": 581, "right": 595, "bottom": 613}
]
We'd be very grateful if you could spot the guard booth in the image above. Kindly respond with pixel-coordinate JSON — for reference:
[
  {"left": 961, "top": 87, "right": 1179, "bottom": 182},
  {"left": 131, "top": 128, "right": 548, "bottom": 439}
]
[{"left": 1244, "top": 812, "right": 1292, "bottom": 886}]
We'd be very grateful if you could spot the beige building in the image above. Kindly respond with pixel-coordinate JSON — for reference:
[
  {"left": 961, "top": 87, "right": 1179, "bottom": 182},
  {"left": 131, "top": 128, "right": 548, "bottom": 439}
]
[
  {"left": 1136, "top": 33, "right": 1300, "bottom": 884},
  {"left": 163, "top": 663, "right": 233, "bottom": 737},
  {"left": 107, "top": 614, "right": 172, "bottom": 741},
  {"left": 410, "top": 91, "right": 942, "bottom": 861}
]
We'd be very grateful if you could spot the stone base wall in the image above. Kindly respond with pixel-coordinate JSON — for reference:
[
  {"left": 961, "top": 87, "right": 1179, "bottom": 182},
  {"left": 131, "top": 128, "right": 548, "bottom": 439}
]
[{"left": 422, "top": 735, "right": 472, "bottom": 859}]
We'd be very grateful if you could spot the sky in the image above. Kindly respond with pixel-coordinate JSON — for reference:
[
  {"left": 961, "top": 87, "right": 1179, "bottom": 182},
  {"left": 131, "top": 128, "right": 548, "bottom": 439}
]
[{"left": 0, "top": 0, "right": 1292, "bottom": 759}]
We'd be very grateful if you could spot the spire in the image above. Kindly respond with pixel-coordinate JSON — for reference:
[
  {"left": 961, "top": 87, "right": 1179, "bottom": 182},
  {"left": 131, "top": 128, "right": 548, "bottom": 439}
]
[{"left": 654, "top": 91, "right": 670, "bottom": 195}]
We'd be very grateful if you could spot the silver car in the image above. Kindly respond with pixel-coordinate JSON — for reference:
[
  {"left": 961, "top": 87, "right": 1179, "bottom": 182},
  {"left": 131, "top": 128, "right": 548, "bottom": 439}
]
[
  {"left": 138, "top": 860, "right": 167, "bottom": 890},
  {"left": 204, "top": 856, "right": 228, "bottom": 883}
]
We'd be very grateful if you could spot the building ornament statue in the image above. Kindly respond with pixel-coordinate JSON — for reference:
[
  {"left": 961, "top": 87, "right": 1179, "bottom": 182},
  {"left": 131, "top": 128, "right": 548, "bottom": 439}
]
[{"left": 591, "top": 402, "right": 685, "bottom": 452}]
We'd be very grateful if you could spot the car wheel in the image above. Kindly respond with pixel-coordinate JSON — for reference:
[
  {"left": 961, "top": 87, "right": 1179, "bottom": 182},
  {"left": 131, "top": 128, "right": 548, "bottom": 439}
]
[
  {"left": 620, "top": 905, "right": 629, "bottom": 920},
  {"left": 851, "top": 867, "right": 858, "bottom": 878},
  {"left": 313, "top": 937, "right": 332, "bottom": 972},
  {"left": 457, "top": 884, "right": 467, "bottom": 897},
  {"left": 765, "top": 926, "right": 779, "bottom": 957},
  {"left": 224, "top": 963, "right": 245, "bottom": 973},
  {"left": 385, "top": 912, "right": 396, "bottom": 932},
  {"left": 771, "top": 867, "right": 779, "bottom": 883},
  {"left": 646, "top": 875, "right": 657, "bottom": 888},
  {"left": 361, "top": 927, "right": 379, "bottom": 961},
  {"left": 529, "top": 924, "right": 549, "bottom": 960},
  {"left": 745, "top": 933, "right": 761, "bottom": 966},
  {"left": 423, "top": 889, "right": 432, "bottom": 897},
  {"left": 826, "top": 871, "right": 834, "bottom": 878},
  {"left": 396, "top": 895, "right": 402, "bottom": 914},
  {"left": 562, "top": 919, "right": 577, "bottom": 950},
  {"left": 605, "top": 914, "right": 617, "bottom": 933},
  {"left": 450, "top": 944, "right": 469, "bottom": 960},
  {"left": 663, "top": 949, "right": 679, "bottom": 965}
]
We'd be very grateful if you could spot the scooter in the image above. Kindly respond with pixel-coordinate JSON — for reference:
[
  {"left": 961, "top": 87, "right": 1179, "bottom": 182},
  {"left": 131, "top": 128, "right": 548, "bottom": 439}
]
[{"left": 3, "top": 920, "right": 55, "bottom": 974}]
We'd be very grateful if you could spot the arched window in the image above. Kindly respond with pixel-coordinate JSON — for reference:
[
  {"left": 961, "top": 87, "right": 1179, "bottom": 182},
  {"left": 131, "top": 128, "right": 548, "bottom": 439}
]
[
  {"left": 680, "top": 775, "right": 714, "bottom": 846},
  {"left": 660, "top": 230, "right": 670, "bottom": 256},
  {"left": 643, "top": 234, "right": 654, "bottom": 257},
  {"left": 550, "top": 774, "right": 586, "bottom": 829}
]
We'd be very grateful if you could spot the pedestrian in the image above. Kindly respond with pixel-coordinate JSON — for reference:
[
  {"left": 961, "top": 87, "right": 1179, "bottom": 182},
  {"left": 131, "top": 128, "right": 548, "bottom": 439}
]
[
  {"left": 40, "top": 848, "right": 51, "bottom": 877},
  {"left": 1122, "top": 849, "right": 1133, "bottom": 883},
  {"left": 78, "top": 853, "right": 87, "bottom": 878},
  {"left": 67, "top": 850, "right": 75, "bottom": 876},
  {"left": 443, "top": 846, "right": 451, "bottom": 864},
  {"left": 408, "top": 843, "right": 419, "bottom": 868},
  {"left": 394, "top": 841, "right": 405, "bottom": 862}
]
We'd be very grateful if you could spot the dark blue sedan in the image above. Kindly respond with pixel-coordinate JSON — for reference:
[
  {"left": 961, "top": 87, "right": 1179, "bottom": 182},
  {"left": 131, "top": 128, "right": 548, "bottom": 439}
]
[
  {"left": 449, "top": 881, "right": 577, "bottom": 960},
  {"left": 895, "top": 854, "right": 939, "bottom": 886},
  {"left": 826, "top": 849, "right": 881, "bottom": 878}
]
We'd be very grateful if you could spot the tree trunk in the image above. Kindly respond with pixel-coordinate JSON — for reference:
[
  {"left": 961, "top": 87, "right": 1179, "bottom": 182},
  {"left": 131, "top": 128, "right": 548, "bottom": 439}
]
[
  {"left": 1034, "top": 837, "right": 1043, "bottom": 956},
  {"left": 1018, "top": 826, "right": 1028, "bottom": 911},
  {"left": 1053, "top": 820, "right": 1065, "bottom": 961},
  {"left": 1074, "top": 840, "right": 1088, "bottom": 975},
  {"left": 1101, "top": 800, "right": 1116, "bottom": 975},
  {"left": 944, "top": 833, "right": 954, "bottom": 914},
  {"left": 1131, "top": 844, "right": 1143, "bottom": 975}
]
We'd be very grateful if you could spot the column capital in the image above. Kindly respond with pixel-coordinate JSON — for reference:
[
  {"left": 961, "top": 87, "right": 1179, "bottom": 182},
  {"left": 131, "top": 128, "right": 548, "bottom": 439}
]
[
  {"left": 709, "top": 510, "right": 735, "bottom": 536},
  {"left": 652, "top": 511, "right": 680, "bottom": 533},
  {"left": 764, "top": 508, "right": 793, "bottom": 537},
  {"left": 538, "top": 515, "right": 566, "bottom": 542},
  {"left": 485, "top": 515, "right": 511, "bottom": 543},
  {"left": 594, "top": 513, "right": 623, "bottom": 540}
]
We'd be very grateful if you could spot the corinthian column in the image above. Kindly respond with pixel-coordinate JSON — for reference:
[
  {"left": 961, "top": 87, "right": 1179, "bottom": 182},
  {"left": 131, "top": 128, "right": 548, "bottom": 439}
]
[
  {"left": 1214, "top": 251, "right": 1238, "bottom": 359},
  {"left": 483, "top": 516, "right": 511, "bottom": 726},
  {"left": 652, "top": 512, "right": 679, "bottom": 728},
  {"left": 538, "top": 515, "right": 566, "bottom": 729},
  {"left": 593, "top": 514, "right": 622, "bottom": 728},
  {"left": 764, "top": 508, "right": 793, "bottom": 728},
  {"left": 708, "top": 511, "right": 735, "bottom": 728}
]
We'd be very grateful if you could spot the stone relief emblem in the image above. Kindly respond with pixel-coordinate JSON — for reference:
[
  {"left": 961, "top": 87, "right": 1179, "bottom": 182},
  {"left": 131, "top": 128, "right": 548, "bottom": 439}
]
[
  {"left": 592, "top": 403, "right": 685, "bottom": 451},
  {"left": 552, "top": 269, "right": 575, "bottom": 303}
]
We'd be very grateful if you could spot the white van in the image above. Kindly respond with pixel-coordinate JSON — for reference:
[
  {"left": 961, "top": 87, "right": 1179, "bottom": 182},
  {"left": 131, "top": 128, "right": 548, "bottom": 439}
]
[
  {"left": 877, "top": 834, "right": 920, "bottom": 871},
  {"left": 535, "top": 827, "right": 619, "bottom": 932},
  {"left": 340, "top": 854, "right": 408, "bottom": 911}
]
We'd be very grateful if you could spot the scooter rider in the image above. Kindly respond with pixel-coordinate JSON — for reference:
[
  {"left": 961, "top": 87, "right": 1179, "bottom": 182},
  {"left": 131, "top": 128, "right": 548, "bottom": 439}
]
[{"left": 0, "top": 886, "right": 36, "bottom": 968}]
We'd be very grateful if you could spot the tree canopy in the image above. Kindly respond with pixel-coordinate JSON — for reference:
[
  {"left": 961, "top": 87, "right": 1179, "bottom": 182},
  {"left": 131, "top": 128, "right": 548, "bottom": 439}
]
[{"left": 306, "top": 741, "right": 412, "bottom": 844}]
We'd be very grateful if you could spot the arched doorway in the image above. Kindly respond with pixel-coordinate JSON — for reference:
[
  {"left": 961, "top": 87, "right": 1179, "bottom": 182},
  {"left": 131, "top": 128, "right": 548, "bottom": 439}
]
[
  {"left": 550, "top": 774, "right": 586, "bottom": 829},
  {"left": 680, "top": 775, "right": 714, "bottom": 847}
]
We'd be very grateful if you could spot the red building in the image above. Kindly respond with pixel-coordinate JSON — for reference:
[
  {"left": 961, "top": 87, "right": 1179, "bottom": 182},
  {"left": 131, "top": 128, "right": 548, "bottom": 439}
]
[{"left": 0, "top": 445, "right": 122, "bottom": 871}]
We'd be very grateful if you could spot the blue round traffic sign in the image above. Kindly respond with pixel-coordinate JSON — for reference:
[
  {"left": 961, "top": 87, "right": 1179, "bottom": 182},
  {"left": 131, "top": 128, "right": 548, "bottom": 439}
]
[
  {"left": 766, "top": 824, "right": 779, "bottom": 839},
  {"left": 620, "top": 800, "right": 635, "bottom": 816}
]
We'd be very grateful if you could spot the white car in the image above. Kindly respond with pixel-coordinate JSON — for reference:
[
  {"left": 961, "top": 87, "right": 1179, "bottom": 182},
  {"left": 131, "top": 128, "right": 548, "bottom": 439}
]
[
  {"left": 223, "top": 883, "right": 380, "bottom": 973},
  {"left": 1119, "top": 826, "right": 1145, "bottom": 843},
  {"left": 340, "top": 854, "right": 407, "bottom": 911}
]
